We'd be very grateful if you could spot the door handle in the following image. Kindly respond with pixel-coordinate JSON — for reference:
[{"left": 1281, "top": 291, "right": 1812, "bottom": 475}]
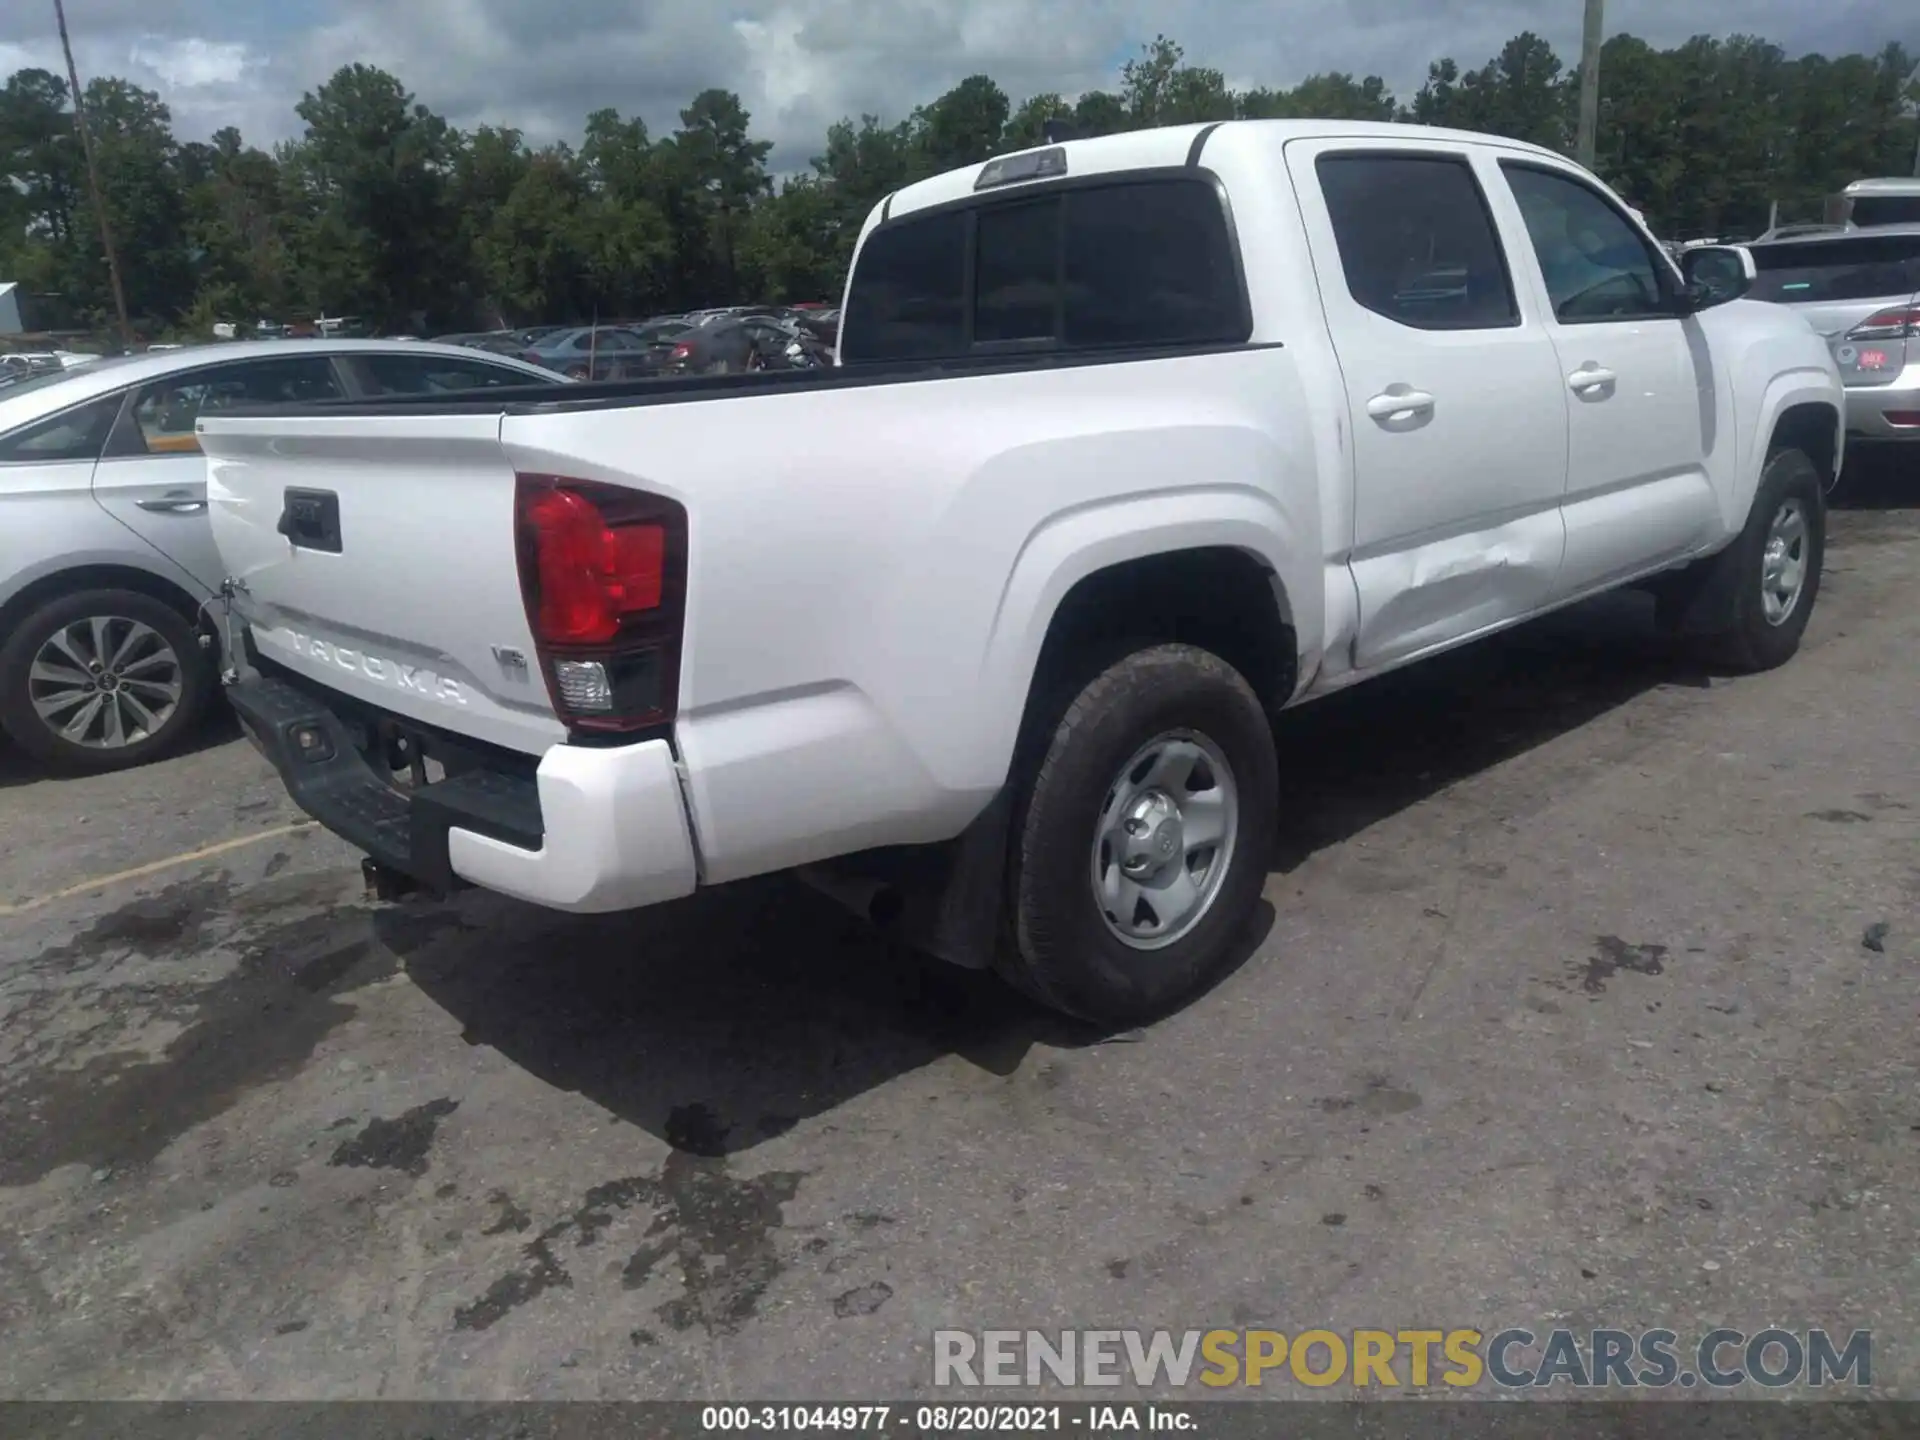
[
  {"left": 137, "top": 491, "right": 208, "bottom": 515},
  {"left": 1568, "top": 366, "right": 1617, "bottom": 394},
  {"left": 1365, "top": 389, "right": 1436, "bottom": 421}
]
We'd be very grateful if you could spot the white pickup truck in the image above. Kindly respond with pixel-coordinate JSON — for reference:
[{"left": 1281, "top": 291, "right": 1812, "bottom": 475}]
[{"left": 200, "top": 120, "right": 1842, "bottom": 1025}]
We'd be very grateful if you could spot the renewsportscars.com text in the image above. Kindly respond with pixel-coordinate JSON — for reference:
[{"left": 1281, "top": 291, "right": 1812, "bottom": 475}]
[{"left": 931, "top": 1327, "right": 1872, "bottom": 1390}]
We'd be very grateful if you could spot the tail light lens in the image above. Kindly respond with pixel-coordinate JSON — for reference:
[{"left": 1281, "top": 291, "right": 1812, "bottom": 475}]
[
  {"left": 1848, "top": 307, "right": 1920, "bottom": 341},
  {"left": 670, "top": 342, "right": 693, "bottom": 361},
  {"left": 514, "top": 475, "right": 687, "bottom": 733}
]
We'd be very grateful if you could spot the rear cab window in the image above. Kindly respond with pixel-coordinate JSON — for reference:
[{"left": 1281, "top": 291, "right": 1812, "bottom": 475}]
[
  {"left": 1746, "top": 234, "right": 1920, "bottom": 305},
  {"left": 839, "top": 173, "right": 1249, "bottom": 363}
]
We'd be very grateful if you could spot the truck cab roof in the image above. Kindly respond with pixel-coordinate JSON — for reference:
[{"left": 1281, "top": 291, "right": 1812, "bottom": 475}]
[{"left": 881, "top": 119, "right": 1568, "bottom": 222}]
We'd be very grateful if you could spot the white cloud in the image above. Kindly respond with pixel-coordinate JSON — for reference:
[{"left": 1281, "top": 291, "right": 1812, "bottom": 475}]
[{"left": 127, "top": 36, "right": 253, "bottom": 90}]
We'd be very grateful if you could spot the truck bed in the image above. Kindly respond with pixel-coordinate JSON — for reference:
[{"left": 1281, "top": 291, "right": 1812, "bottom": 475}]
[{"left": 212, "top": 339, "right": 1271, "bottom": 418}]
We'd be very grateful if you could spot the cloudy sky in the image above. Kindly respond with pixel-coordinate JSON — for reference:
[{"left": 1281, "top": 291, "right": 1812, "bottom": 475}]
[{"left": 2, "top": 0, "right": 1914, "bottom": 168}]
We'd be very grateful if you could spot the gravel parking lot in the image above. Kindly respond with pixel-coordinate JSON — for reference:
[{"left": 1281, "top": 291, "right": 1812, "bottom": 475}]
[{"left": 2, "top": 470, "right": 1917, "bottom": 1401}]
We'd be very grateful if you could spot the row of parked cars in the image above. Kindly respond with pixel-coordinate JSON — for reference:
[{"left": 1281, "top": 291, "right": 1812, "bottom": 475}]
[{"left": 433, "top": 304, "right": 842, "bottom": 380}]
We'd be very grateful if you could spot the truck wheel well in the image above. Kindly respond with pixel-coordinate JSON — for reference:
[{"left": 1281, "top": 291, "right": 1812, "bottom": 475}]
[
  {"left": 1769, "top": 401, "right": 1839, "bottom": 485},
  {"left": 1025, "top": 548, "right": 1297, "bottom": 735},
  {"left": 0, "top": 565, "right": 207, "bottom": 646}
]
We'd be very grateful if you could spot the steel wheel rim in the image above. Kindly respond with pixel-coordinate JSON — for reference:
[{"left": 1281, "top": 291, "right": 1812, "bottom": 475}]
[
  {"left": 1090, "top": 729, "right": 1240, "bottom": 951},
  {"left": 28, "top": 615, "right": 183, "bottom": 750},
  {"left": 1760, "top": 498, "right": 1809, "bottom": 627}
]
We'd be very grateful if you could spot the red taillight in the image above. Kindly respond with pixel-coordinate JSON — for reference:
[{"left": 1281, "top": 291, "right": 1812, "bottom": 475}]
[
  {"left": 515, "top": 476, "right": 686, "bottom": 731},
  {"left": 520, "top": 487, "right": 663, "bottom": 642},
  {"left": 523, "top": 350, "right": 544, "bottom": 365},
  {"left": 1848, "top": 307, "right": 1920, "bottom": 340},
  {"left": 670, "top": 342, "right": 693, "bottom": 360}
]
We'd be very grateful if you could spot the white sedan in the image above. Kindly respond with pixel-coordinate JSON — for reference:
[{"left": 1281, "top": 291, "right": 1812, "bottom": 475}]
[{"left": 0, "top": 339, "right": 566, "bottom": 773}]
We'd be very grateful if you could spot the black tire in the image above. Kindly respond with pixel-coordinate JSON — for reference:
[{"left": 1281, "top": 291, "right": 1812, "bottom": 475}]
[
  {"left": 997, "top": 643, "right": 1278, "bottom": 1025},
  {"left": 1699, "top": 446, "right": 1826, "bottom": 673},
  {"left": 0, "top": 588, "right": 214, "bottom": 773}
]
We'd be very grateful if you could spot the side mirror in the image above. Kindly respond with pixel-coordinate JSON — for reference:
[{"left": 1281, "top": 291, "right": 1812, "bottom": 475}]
[{"left": 1677, "top": 245, "right": 1756, "bottom": 312}]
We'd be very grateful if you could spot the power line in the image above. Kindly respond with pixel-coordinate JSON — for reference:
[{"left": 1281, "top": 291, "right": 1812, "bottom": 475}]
[{"left": 53, "top": 0, "right": 133, "bottom": 350}]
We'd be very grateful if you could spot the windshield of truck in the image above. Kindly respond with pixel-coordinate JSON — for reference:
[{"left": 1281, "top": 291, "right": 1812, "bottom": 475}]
[{"left": 1748, "top": 233, "right": 1920, "bottom": 303}]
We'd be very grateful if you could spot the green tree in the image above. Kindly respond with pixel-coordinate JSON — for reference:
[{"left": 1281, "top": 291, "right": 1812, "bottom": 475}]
[
  {"left": 5, "top": 21, "right": 1919, "bottom": 335},
  {"left": 477, "top": 150, "right": 592, "bottom": 323},
  {"left": 664, "top": 89, "right": 773, "bottom": 303},
  {"left": 1003, "top": 92, "right": 1071, "bottom": 150},
  {"left": 1239, "top": 72, "right": 1397, "bottom": 121},
  {"left": 913, "top": 75, "right": 1011, "bottom": 172},
  {"left": 285, "top": 64, "right": 463, "bottom": 329},
  {"left": 1071, "top": 90, "right": 1129, "bottom": 137},
  {"left": 179, "top": 126, "right": 294, "bottom": 325},
  {"left": 80, "top": 78, "right": 192, "bottom": 328}
]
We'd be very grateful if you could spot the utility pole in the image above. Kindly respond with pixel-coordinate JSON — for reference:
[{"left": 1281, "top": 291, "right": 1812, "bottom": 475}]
[
  {"left": 1911, "top": 63, "right": 1920, "bottom": 176},
  {"left": 54, "top": 0, "right": 133, "bottom": 350},
  {"left": 1575, "top": 0, "right": 1604, "bottom": 168}
]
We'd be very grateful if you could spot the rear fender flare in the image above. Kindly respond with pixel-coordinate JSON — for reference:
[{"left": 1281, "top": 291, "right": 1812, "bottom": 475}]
[{"left": 976, "top": 485, "right": 1315, "bottom": 775}]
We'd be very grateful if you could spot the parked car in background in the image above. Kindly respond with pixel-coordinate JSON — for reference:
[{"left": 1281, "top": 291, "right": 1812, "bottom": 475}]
[
  {"left": 659, "top": 315, "right": 827, "bottom": 374},
  {"left": 624, "top": 317, "right": 697, "bottom": 375},
  {"left": 1753, "top": 222, "right": 1848, "bottom": 243},
  {"left": 0, "top": 340, "right": 567, "bottom": 773},
  {"left": 0, "top": 354, "right": 66, "bottom": 387},
  {"left": 4, "top": 350, "right": 101, "bottom": 374},
  {"left": 202, "top": 119, "right": 1839, "bottom": 1025},
  {"left": 520, "top": 326, "right": 658, "bottom": 380},
  {"left": 1840, "top": 178, "right": 1920, "bottom": 230},
  {"left": 1695, "top": 224, "right": 1920, "bottom": 448}
]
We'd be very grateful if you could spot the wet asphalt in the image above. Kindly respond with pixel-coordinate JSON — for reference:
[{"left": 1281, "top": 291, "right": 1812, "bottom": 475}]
[{"left": 1, "top": 462, "right": 1917, "bottom": 1401}]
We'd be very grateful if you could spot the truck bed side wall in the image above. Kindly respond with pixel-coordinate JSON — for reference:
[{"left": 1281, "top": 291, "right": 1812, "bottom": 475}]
[{"left": 499, "top": 346, "right": 1321, "bottom": 884}]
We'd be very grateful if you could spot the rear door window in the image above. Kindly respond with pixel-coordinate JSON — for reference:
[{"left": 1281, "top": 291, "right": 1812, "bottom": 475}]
[
  {"left": 841, "top": 175, "right": 1247, "bottom": 362},
  {"left": 1315, "top": 154, "right": 1519, "bottom": 330},
  {"left": 114, "top": 357, "right": 344, "bottom": 457},
  {"left": 1747, "top": 234, "right": 1920, "bottom": 304}
]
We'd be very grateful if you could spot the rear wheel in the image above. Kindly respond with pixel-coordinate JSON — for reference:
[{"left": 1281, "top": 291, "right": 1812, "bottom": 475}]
[
  {"left": 997, "top": 643, "right": 1277, "bottom": 1025},
  {"left": 0, "top": 589, "right": 214, "bottom": 773}
]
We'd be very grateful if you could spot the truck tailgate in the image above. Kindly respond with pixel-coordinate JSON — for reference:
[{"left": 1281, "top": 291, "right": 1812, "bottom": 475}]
[{"left": 198, "top": 410, "right": 566, "bottom": 755}]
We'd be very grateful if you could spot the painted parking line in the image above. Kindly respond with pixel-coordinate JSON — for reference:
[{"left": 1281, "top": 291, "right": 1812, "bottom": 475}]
[{"left": 0, "top": 821, "right": 318, "bottom": 918}]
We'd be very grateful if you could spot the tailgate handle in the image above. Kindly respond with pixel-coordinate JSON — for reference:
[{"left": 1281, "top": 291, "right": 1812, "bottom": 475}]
[{"left": 277, "top": 488, "right": 342, "bottom": 553}]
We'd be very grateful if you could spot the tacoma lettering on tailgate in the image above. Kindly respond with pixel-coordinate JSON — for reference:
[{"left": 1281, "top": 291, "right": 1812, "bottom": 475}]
[{"left": 288, "top": 631, "right": 469, "bottom": 706}]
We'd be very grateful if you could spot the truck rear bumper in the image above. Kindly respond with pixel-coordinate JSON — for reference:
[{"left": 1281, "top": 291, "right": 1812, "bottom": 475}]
[{"left": 229, "top": 673, "right": 698, "bottom": 914}]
